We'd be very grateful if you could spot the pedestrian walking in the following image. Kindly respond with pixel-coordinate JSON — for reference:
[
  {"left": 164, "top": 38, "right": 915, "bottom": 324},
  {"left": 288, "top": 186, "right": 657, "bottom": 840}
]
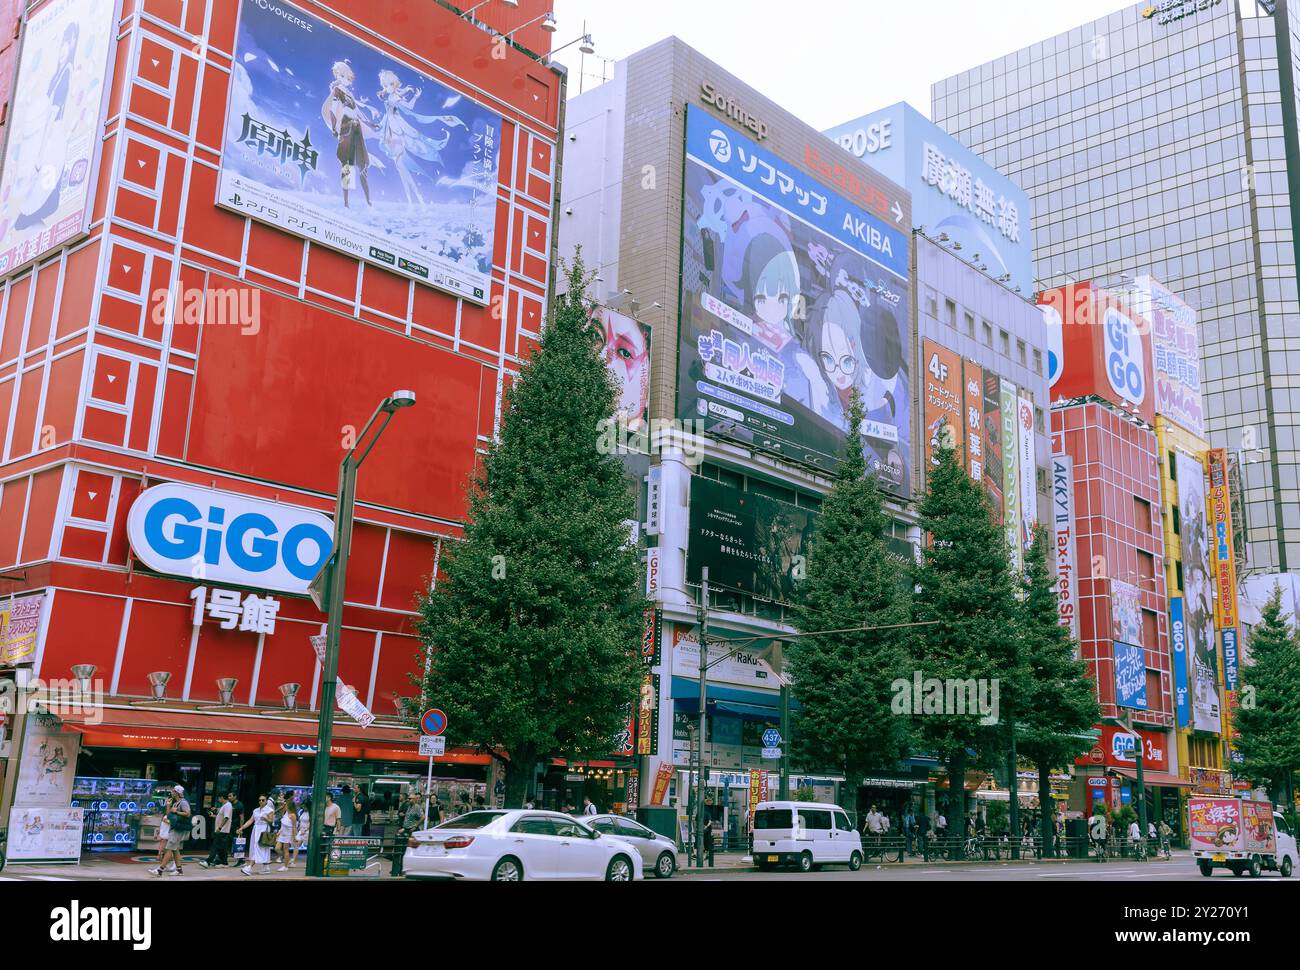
[
  {"left": 151, "top": 784, "right": 191, "bottom": 876},
  {"left": 428, "top": 794, "right": 444, "bottom": 826},
  {"left": 401, "top": 791, "right": 424, "bottom": 837},
  {"left": 353, "top": 790, "right": 370, "bottom": 836},
  {"left": 583, "top": 796, "right": 598, "bottom": 816},
  {"left": 903, "top": 806, "right": 916, "bottom": 855},
  {"left": 323, "top": 792, "right": 342, "bottom": 839},
  {"left": 703, "top": 817, "right": 716, "bottom": 867},
  {"left": 916, "top": 810, "right": 931, "bottom": 861},
  {"left": 275, "top": 794, "right": 297, "bottom": 871},
  {"left": 200, "top": 791, "right": 235, "bottom": 869},
  {"left": 294, "top": 798, "right": 311, "bottom": 866},
  {"left": 238, "top": 794, "right": 275, "bottom": 875}
]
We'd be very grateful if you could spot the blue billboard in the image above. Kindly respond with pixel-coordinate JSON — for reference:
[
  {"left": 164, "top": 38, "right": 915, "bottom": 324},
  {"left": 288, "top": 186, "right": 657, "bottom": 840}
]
[
  {"left": 1170, "top": 596, "right": 1191, "bottom": 728},
  {"left": 677, "top": 105, "right": 912, "bottom": 494},
  {"left": 1113, "top": 640, "right": 1148, "bottom": 711},
  {"left": 824, "top": 103, "right": 1032, "bottom": 297}
]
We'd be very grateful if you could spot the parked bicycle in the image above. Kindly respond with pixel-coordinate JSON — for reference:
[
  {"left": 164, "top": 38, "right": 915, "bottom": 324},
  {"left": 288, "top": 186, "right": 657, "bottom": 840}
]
[{"left": 861, "top": 833, "right": 905, "bottom": 863}]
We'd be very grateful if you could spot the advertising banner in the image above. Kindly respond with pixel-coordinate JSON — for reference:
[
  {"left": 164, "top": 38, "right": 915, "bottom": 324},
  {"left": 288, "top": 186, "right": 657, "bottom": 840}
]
[
  {"left": 670, "top": 623, "right": 781, "bottom": 691},
  {"left": 1110, "top": 579, "right": 1142, "bottom": 648},
  {"left": 612, "top": 701, "right": 635, "bottom": 758},
  {"left": 641, "top": 607, "right": 662, "bottom": 667},
  {"left": 5, "top": 805, "right": 84, "bottom": 862},
  {"left": 1179, "top": 450, "right": 1221, "bottom": 733},
  {"left": 677, "top": 104, "right": 911, "bottom": 491},
  {"left": 636, "top": 673, "right": 660, "bottom": 757},
  {"left": 1206, "top": 448, "right": 1239, "bottom": 632},
  {"left": 593, "top": 305, "right": 653, "bottom": 485},
  {"left": 1000, "top": 379, "right": 1021, "bottom": 569},
  {"left": 1135, "top": 276, "right": 1202, "bottom": 437},
  {"left": 961, "top": 360, "right": 985, "bottom": 485},
  {"left": 1084, "top": 725, "right": 1169, "bottom": 771},
  {"left": 0, "top": 0, "right": 116, "bottom": 275},
  {"left": 651, "top": 762, "right": 675, "bottom": 806},
  {"left": 982, "top": 371, "right": 1005, "bottom": 522},
  {"left": 1189, "top": 766, "right": 1232, "bottom": 796},
  {"left": 1241, "top": 800, "right": 1276, "bottom": 854},
  {"left": 1170, "top": 596, "right": 1192, "bottom": 728},
  {"left": 0, "top": 593, "right": 44, "bottom": 666},
  {"left": 1221, "top": 628, "right": 1239, "bottom": 695},
  {"left": 1017, "top": 394, "right": 1037, "bottom": 551},
  {"left": 1113, "top": 640, "right": 1148, "bottom": 711},
  {"left": 687, "top": 475, "right": 815, "bottom": 602},
  {"left": 1188, "top": 797, "right": 1240, "bottom": 852},
  {"left": 16, "top": 723, "right": 80, "bottom": 806},
  {"left": 923, "top": 339, "right": 964, "bottom": 477},
  {"left": 218, "top": 0, "right": 502, "bottom": 301},
  {"left": 1050, "top": 455, "right": 1079, "bottom": 642},
  {"left": 748, "top": 769, "right": 769, "bottom": 820}
]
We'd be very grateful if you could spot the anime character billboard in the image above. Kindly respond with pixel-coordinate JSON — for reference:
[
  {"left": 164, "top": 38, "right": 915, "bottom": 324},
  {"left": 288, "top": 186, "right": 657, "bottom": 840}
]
[
  {"left": 0, "top": 0, "right": 117, "bottom": 276},
  {"left": 217, "top": 0, "right": 502, "bottom": 303},
  {"left": 1177, "top": 450, "right": 1221, "bottom": 733},
  {"left": 677, "top": 106, "right": 911, "bottom": 497}
]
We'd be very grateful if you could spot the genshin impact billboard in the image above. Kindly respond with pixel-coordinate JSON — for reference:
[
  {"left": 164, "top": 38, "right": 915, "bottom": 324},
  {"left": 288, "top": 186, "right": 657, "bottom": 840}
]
[
  {"left": 677, "top": 105, "right": 911, "bottom": 496},
  {"left": 0, "top": 0, "right": 117, "bottom": 275},
  {"left": 1177, "top": 450, "right": 1220, "bottom": 733},
  {"left": 218, "top": 0, "right": 502, "bottom": 302}
]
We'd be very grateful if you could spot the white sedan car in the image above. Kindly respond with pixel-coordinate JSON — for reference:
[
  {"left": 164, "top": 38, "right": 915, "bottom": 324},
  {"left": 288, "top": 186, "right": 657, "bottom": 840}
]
[
  {"left": 403, "top": 809, "right": 644, "bottom": 881},
  {"left": 585, "top": 813, "right": 679, "bottom": 878}
]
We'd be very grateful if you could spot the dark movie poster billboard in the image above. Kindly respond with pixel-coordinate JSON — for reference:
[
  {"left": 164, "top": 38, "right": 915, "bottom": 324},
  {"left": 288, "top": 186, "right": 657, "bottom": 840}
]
[
  {"left": 218, "top": 0, "right": 502, "bottom": 301},
  {"left": 677, "top": 105, "right": 911, "bottom": 496},
  {"left": 687, "top": 476, "right": 815, "bottom": 602}
]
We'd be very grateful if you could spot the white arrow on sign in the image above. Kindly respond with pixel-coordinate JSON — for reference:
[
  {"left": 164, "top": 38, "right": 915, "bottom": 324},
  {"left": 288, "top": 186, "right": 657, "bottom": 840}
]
[{"left": 892, "top": 200, "right": 904, "bottom": 224}]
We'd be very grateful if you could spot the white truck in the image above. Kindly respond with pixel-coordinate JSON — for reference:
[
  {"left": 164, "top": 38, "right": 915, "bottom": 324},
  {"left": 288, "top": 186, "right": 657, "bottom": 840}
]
[{"left": 1188, "top": 795, "right": 1297, "bottom": 878}]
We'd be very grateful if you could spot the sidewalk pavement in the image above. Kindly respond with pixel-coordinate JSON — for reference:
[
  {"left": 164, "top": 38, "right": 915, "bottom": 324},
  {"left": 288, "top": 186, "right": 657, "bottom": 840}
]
[
  {"left": 674, "top": 848, "right": 1193, "bottom": 875},
  {"left": 1, "top": 850, "right": 385, "bottom": 881}
]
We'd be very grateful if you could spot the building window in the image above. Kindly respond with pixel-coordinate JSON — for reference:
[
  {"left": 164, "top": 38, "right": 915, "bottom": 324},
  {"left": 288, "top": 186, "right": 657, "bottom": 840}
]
[
  {"left": 1034, "top": 407, "right": 1045, "bottom": 434},
  {"left": 1175, "top": 560, "right": 1184, "bottom": 592},
  {"left": 1135, "top": 498, "right": 1153, "bottom": 534},
  {"left": 1000, "top": 329, "right": 1010, "bottom": 355},
  {"left": 1032, "top": 348, "right": 1043, "bottom": 375},
  {"left": 1138, "top": 549, "right": 1155, "bottom": 582},
  {"left": 1017, "top": 339, "right": 1027, "bottom": 366},
  {"left": 982, "top": 321, "right": 993, "bottom": 346},
  {"left": 1036, "top": 466, "right": 1047, "bottom": 495},
  {"left": 1171, "top": 505, "right": 1180, "bottom": 536},
  {"left": 1141, "top": 608, "right": 1159, "bottom": 651},
  {"left": 926, "top": 288, "right": 938, "bottom": 318},
  {"left": 1169, "top": 451, "right": 1177, "bottom": 480},
  {"left": 965, "top": 312, "right": 975, "bottom": 337},
  {"left": 946, "top": 299, "right": 958, "bottom": 328}
]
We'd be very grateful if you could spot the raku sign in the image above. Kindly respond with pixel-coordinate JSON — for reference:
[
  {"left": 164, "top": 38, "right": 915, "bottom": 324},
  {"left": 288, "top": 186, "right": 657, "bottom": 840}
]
[{"left": 127, "top": 483, "right": 333, "bottom": 595}]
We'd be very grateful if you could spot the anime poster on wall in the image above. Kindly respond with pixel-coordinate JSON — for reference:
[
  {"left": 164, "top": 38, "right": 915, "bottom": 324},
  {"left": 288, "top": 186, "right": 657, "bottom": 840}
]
[
  {"left": 677, "top": 105, "right": 912, "bottom": 496},
  {"left": 217, "top": 0, "right": 502, "bottom": 302},
  {"left": 0, "top": 0, "right": 117, "bottom": 275},
  {"left": 1177, "top": 450, "right": 1221, "bottom": 733}
]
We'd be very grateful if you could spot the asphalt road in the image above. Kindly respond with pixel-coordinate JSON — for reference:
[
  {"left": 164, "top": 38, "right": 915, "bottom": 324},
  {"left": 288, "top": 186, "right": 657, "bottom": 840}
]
[{"left": 670, "top": 857, "right": 1291, "bottom": 881}]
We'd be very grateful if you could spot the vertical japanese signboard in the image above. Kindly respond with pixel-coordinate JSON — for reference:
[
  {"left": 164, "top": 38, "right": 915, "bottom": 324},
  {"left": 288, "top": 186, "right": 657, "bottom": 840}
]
[
  {"left": 1000, "top": 379, "right": 1021, "bottom": 570},
  {"left": 1017, "top": 394, "right": 1037, "bottom": 551},
  {"left": 982, "top": 371, "right": 1005, "bottom": 521},
  {"left": 923, "top": 339, "right": 964, "bottom": 475},
  {"left": 1051, "top": 454, "right": 1079, "bottom": 643},
  {"left": 962, "top": 361, "right": 985, "bottom": 486}
]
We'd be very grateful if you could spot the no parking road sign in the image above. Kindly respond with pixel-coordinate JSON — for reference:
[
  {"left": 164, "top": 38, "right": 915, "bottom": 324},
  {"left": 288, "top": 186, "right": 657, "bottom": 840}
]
[{"left": 421, "top": 709, "right": 448, "bottom": 736}]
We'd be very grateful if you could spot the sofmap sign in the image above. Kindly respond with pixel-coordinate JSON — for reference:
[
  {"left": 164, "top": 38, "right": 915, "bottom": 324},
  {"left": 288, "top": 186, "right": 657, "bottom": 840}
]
[
  {"left": 127, "top": 483, "right": 334, "bottom": 595},
  {"left": 824, "top": 102, "right": 1033, "bottom": 296},
  {"left": 699, "top": 81, "right": 768, "bottom": 140}
]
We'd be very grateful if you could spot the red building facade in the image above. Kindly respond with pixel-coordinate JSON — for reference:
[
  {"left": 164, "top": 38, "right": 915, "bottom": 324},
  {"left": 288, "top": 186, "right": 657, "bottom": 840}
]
[{"left": 0, "top": 0, "right": 561, "bottom": 831}]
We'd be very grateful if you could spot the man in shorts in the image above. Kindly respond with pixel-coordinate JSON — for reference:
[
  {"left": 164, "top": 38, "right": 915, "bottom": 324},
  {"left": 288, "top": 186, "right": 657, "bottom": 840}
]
[{"left": 152, "top": 784, "right": 191, "bottom": 876}]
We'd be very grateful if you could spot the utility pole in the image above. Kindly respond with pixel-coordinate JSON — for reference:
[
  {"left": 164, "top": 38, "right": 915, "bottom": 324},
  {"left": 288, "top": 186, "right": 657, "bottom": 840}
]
[
  {"left": 1007, "top": 717, "right": 1019, "bottom": 860},
  {"left": 779, "top": 678, "right": 790, "bottom": 799},
  {"left": 695, "top": 566, "right": 708, "bottom": 870}
]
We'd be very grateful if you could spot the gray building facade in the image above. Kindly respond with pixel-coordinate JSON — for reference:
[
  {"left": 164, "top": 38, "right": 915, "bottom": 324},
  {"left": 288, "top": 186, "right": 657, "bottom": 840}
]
[{"left": 933, "top": 0, "right": 1300, "bottom": 574}]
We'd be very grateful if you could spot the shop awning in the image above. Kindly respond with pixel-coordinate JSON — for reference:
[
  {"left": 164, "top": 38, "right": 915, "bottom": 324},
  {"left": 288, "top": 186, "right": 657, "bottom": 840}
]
[
  {"left": 58, "top": 706, "right": 490, "bottom": 765},
  {"left": 1107, "top": 767, "right": 1193, "bottom": 788}
]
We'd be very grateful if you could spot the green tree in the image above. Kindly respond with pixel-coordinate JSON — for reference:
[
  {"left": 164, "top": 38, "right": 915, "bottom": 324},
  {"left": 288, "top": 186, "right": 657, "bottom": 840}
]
[
  {"left": 909, "top": 445, "right": 1024, "bottom": 856},
  {"left": 787, "top": 391, "right": 913, "bottom": 804},
  {"left": 1015, "top": 526, "right": 1101, "bottom": 853},
  {"left": 415, "top": 255, "right": 644, "bottom": 807},
  {"left": 1234, "top": 585, "right": 1300, "bottom": 814}
]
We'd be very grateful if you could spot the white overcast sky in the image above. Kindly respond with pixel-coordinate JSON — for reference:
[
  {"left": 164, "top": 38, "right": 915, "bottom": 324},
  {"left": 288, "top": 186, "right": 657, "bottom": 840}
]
[{"left": 549, "top": 0, "right": 1134, "bottom": 129}]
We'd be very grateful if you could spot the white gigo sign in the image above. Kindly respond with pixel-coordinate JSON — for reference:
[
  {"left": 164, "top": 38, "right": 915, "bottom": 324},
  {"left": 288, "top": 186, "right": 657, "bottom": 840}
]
[
  {"left": 128, "top": 482, "right": 334, "bottom": 595},
  {"left": 419, "top": 735, "right": 446, "bottom": 757}
]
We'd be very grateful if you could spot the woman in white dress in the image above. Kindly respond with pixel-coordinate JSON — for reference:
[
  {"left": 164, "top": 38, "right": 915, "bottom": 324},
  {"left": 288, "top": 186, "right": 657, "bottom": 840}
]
[
  {"left": 275, "top": 794, "right": 297, "bottom": 871},
  {"left": 237, "top": 794, "right": 274, "bottom": 875},
  {"left": 293, "top": 798, "right": 311, "bottom": 867}
]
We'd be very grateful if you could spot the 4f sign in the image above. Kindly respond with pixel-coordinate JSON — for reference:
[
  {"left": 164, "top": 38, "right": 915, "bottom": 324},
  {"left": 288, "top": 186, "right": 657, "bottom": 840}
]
[
  {"left": 1103, "top": 307, "right": 1146, "bottom": 407},
  {"left": 127, "top": 483, "right": 333, "bottom": 595}
]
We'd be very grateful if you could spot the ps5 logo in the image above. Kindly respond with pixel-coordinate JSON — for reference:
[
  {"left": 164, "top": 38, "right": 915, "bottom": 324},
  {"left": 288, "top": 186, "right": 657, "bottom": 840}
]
[{"left": 1103, "top": 307, "right": 1145, "bottom": 406}]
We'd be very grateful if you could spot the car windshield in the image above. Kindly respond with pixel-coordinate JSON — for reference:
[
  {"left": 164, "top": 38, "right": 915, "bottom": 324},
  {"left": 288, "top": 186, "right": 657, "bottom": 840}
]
[{"left": 432, "top": 811, "right": 505, "bottom": 830}]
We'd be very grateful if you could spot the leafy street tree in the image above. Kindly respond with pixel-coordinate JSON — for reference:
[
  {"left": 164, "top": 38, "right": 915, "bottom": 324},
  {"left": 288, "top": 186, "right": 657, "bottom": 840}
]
[
  {"left": 1233, "top": 585, "right": 1300, "bottom": 816},
  {"left": 1015, "top": 526, "right": 1101, "bottom": 854},
  {"left": 415, "top": 255, "right": 645, "bottom": 807},
  {"left": 909, "top": 444, "right": 1024, "bottom": 855},
  {"left": 788, "top": 391, "right": 913, "bottom": 802}
]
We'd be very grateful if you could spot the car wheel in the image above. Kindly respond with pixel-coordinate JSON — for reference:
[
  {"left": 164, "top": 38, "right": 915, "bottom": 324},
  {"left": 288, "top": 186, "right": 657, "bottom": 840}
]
[
  {"left": 1248, "top": 856, "right": 1262, "bottom": 878},
  {"left": 848, "top": 851, "right": 863, "bottom": 872},
  {"left": 797, "top": 851, "right": 812, "bottom": 873},
  {"left": 1281, "top": 856, "right": 1293, "bottom": 878},
  {"left": 491, "top": 857, "right": 523, "bottom": 882},
  {"left": 655, "top": 852, "right": 675, "bottom": 878},
  {"left": 606, "top": 855, "right": 633, "bottom": 881},
  {"left": 1198, "top": 861, "right": 1213, "bottom": 877}
]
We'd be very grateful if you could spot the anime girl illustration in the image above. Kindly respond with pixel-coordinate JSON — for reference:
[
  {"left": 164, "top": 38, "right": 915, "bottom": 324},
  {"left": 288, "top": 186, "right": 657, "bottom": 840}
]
[
  {"left": 375, "top": 69, "right": 468, "bottom": 206},
  {"left": 13, "top": 21, "right": 79, "bottom": 231},
  {"left": 321, "top": 60, "right": 380, "bottom": 208},
  {"left": 591, "top": 307, "right": 651, "bottom": 431},
  {"left": 739, "top": 230, "right": 824, "bottom": 413}
]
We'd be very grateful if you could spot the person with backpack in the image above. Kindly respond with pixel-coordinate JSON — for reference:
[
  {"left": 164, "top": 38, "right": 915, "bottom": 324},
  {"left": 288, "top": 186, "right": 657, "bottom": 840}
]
[{"left": 151, "top": 784, "right": 192, "bottom": 876}]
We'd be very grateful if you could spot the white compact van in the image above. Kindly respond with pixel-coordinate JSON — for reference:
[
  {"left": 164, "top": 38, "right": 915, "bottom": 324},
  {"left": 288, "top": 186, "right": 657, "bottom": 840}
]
[{"left": 751, "top": 800, "right": 863, "bottom": 872}]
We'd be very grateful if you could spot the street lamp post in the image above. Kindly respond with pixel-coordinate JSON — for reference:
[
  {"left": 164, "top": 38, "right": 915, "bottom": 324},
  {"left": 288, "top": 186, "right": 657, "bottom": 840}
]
[{"left": 305, "top": 390, "right": 416, "bottom": 878}]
